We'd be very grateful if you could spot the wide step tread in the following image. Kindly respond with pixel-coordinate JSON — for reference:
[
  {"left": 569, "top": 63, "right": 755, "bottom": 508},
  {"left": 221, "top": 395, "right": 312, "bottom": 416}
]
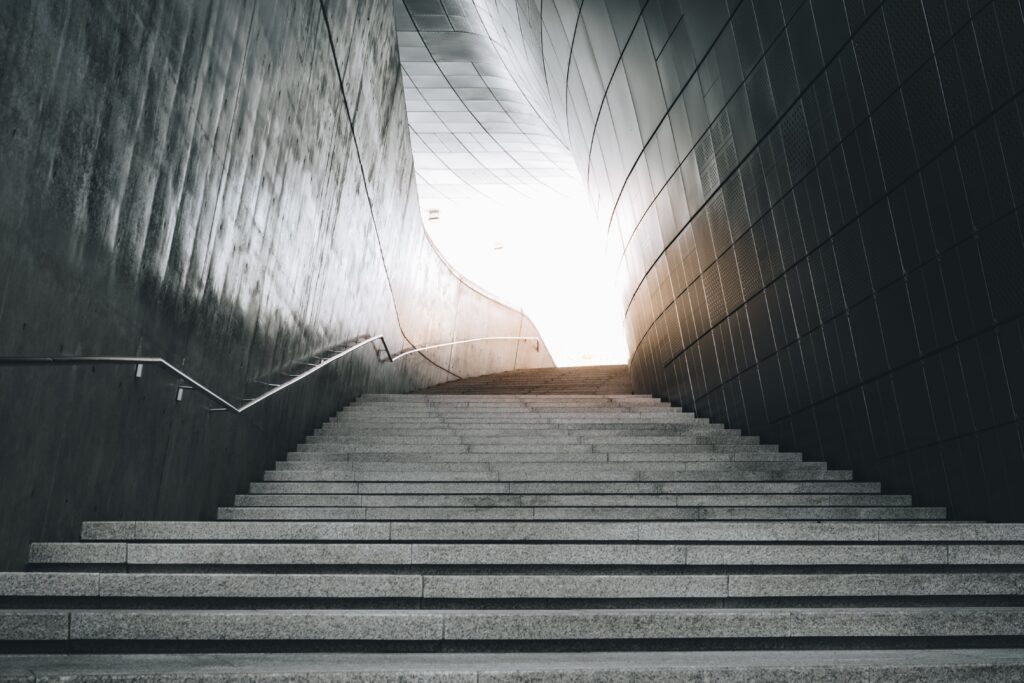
[
  {"left": 2, "top": 650, "right": 1024, "bottom": 681},
  {"left": 4, "top": 607, "right": 1024, "bottom": 642}
]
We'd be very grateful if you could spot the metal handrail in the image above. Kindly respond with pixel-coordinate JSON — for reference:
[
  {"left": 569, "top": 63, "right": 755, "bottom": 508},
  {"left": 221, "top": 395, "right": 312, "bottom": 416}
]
[{"left": 0, "top": 334, "right": 541, "bottom": 414}]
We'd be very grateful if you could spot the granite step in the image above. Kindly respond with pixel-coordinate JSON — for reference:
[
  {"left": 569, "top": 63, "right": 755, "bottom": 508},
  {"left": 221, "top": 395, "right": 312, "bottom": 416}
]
[
  {"left": 348, "top": 397, "right": 661, "bottom": 403},
  {"left": 230, "top": 493, "right": 914, "bottom": 508},
  {"left": 286, "top": 453, "right": 619, "bottom": 464},
  {"left": 351, "top": 396, "right": 660, "bottom": 402},
  {"left": 285, "top": 452, "right": 799, "bottom": 464},
  {"left": 331, "top": 405, "right": 679, "bottom": 411},
  {"left": 298, "top": 442, "right": 771, "bottom": 454},
  {"left": 272, "top": 461, "right": 833, "bottom": 474},
  {"left": 328, "top": 414, "right": 709, "bottom": 421},
  {"left": 346, "top": 406, "right": 666, "bottom": 412},
  {"left": 61, "top": 520, "right": 1024, "bottom": 543},
  {"left": 297, "top": 446, "right": 786, "bottom": 457},
  {"left": 4, "top": 572, "right": 1024, "bottom": 601},
  {"left": 339, "top": 409, "right": 682, "bottom": 414},
  {"left": 313, "top": 432, "right": 734, "bottom": 442},
  {"left": 333, "top": 415, "right": 694, "bottom": 422},
  {"left": 302, "top": 439, "right": 763, "bottom": 450},
  {"left": 328, "top": 420, "right": 713, "bottom": 427},
  {"left": 4, "top": 607, "right": 1024, "bottom": 647},
  {"left": 307, "top": 435, "right": 743, "bottom": 445},
  {"left": 334, "top": 404, "right": 689, "bottom": 411},
  {"left": 249, "top": 481, "right": 883, "bottom": 494},
  {"left": 326, "top": 417, "right": 699, "bottom": 424},
  {"left": 1, "top": 650, "right": 1022, "bottom": 681},
  {"left": 284, "top": 454, "right": 794, "bottom": 464},
  {"left": 217, "top": 505, "right": 946, "bottom": 521},
  {"left": 323, "top": 424, "right": 720, "bottom": 433},
  {"left": 344, "top": 409, "right": 677, "bottom": 413},
  {"left": 29, "top": 542, "right": 1024, "bottom": 568},
  {"left": 262, "top": 468, "right": 854, "bottom": 482}
]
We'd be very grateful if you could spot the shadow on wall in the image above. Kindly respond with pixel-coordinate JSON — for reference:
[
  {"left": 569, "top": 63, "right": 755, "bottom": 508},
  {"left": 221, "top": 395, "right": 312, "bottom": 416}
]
[
  {"left": 477, "top": 0, "right": 1024, "bottom": 520},
  {"left": 0, "top": 0, "right": 551, "bottom": 569}
]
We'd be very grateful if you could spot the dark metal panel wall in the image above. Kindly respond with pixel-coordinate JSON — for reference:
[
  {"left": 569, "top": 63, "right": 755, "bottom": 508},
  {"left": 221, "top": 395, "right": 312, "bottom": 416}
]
[
  {"left": 486, "top": 0, "right": 1024, "bottom": 520},
  {"left": 0, "top": 0, "right": 551, "bottom": 568}
]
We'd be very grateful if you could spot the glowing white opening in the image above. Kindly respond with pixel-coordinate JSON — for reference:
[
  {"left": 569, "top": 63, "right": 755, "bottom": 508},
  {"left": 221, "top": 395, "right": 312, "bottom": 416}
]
[{"left": 423, "top": 187, "right": 628, "bottom": 367}]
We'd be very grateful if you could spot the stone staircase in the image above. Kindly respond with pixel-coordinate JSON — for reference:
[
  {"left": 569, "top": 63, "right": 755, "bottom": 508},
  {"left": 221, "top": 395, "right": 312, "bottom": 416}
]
[{"left": 2, "top": 366, "right": 1024, "bottom": 679}]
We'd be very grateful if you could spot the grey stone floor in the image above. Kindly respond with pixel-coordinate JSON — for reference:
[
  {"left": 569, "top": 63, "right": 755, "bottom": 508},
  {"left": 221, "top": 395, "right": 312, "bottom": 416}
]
[{"left": 2, "top": 650, "right": 1024, "bottom": 681}]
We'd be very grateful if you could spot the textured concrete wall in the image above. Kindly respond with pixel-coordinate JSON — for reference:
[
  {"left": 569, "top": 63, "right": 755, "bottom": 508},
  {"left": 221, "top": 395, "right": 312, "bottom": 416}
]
[
  {"left": 0, "top": 0, "right": 551, "bottom": 569},
  {"left": 482, "top": 0, "right": 1024, "bottom": 520}
]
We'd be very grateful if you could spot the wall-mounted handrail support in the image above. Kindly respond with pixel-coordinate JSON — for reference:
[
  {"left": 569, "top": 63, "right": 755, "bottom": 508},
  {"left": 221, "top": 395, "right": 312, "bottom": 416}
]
[{"left": 0, "top": 334, "right": 541, "bottom": 414}]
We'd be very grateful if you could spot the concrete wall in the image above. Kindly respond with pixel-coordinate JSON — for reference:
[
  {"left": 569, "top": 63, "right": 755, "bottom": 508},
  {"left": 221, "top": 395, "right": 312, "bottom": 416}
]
[
  {"left": 0, "top": 0, "right": 551, "bottom": 569},
  {"left": 483, "top": 0, "right": 1024, "bottom": 520}
]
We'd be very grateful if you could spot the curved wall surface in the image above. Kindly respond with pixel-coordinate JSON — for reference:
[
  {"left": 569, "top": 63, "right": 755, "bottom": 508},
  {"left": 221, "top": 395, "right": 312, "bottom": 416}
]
[
  {"left": 482, "top": 0, "right": 1024, "bottom": 520},
  {"left": 0, "top": 0, "right": 551, "bottom": 568}
]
